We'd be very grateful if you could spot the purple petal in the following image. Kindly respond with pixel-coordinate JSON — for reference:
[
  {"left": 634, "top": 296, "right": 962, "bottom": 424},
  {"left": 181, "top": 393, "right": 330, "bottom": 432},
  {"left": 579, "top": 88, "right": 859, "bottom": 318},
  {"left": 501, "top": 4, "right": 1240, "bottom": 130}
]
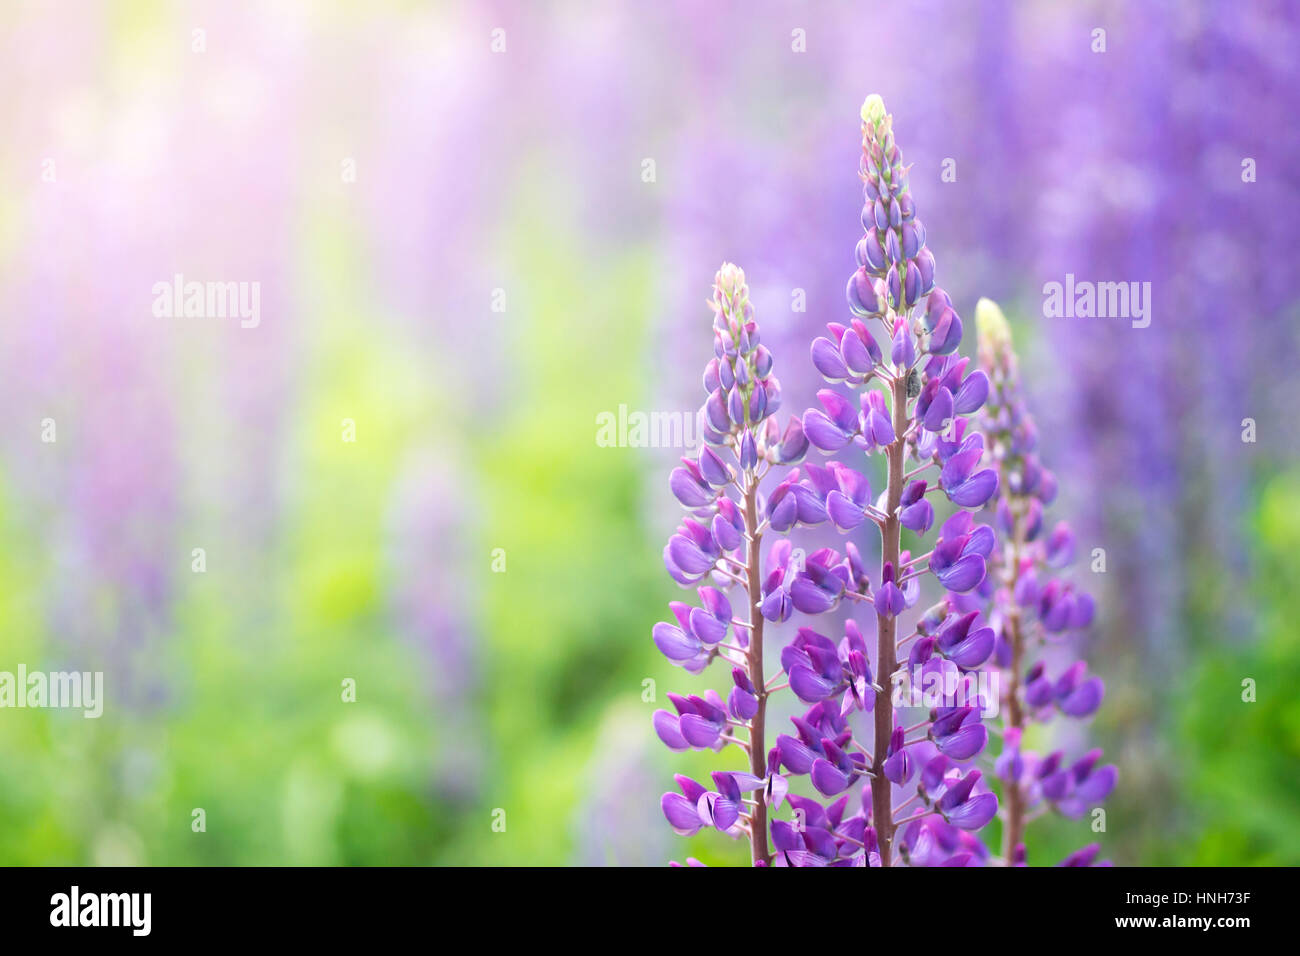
[
  {"left": 900, "top": 499, "right": 934, "bottom": 535},
  {"left": 669, "top": 467, "right": 713, "bottom": 508},
  {"left": 728, "top": 686, "right": 759, "bottom": 721},
  {"left": 934, "top": 554, "right": 987, "bottom": 593},
  {"left": 1041, "top": 770, "right": 1071, "bottom": 801},
  {"left": 761, "top": 588, "right": 791, "bottom": 622},
  {"left": 935, "top": 723, "right": 989, "bottom": 761},
  {"left": 944, "top": 626, "right": 995, "bottom": 669},
  {"left": 873, "top": 580, "right": 906, "bottom": 617},
  {"left": 826, "top": 490, "right": 866, "bottom": 531},
  {"left": 965, "top": 523, "right": 996, "bottom": 558},
  {"left": 790, "top": 665, "right": 840, "bottom": 703},
  {"left": 771, "top": 819, "right": 804, "bottom": 851},
  {"left": 803, "top": 826, "right": 839, "bottom": 859},
  {"left": 776, "top": 733, "right": 818, "bottom": 774},
  {"left": 940, "top": 447, "right": 981, "bottom": 488},
  {"left": 840, "top": 327, "right": 876, "bottom": 375},
  {"left": 778, "top": 418, "right": 809, "bottom": 464},
  {"left": 953, "top": 370, "right": 989, "bottom": 415},
  {"left": 724, "top": 772, "right": 766, "bottom": 793},
  {"left": 949, "top": 469, "right": 999, "bottom": 508},
  {"left": 923, "top": 386, "right": 954, "bottom": 433},
  {"left": 705, "top": 388, "right": 730, "bottom": 432},
  {"left": 653, "top": 710, "right": 689, "bottom": 751},
  {"left": 688, "top": 606, "right": 728, "bottom": 645},
  {"left": 697, "top": 791, "right": 741, "bottom": 831},
  {"left": 675, "top": 774, "right": 708, "bottom": 803},
  {"left": 1070, "top": 592, "right": 1096, "bottom": 629},
  {"left": 661, "top": 792, "right": 702, "bottom": 835},
  {"left": 1074, "top": 765, "right": 1118, "bottom": 803},
  {"left": 810, "top": 759, "right": 852, "bottom": 796},
  {"left": 668, "top": 534, "right": 714, "bottom": 576},
  {"left": 883, "top": 748, "right": 914, "bottom": 785},
  {"left": 930, "top": 310, "right": 964, "bottom": 355},
  {"left": 818, "top": 389, "right": 860, "bottom": 434},
  {"left": 944, "top": 791, "right": 997, "bottom": 830},
  {"left": 802, "top": 410, "right": 851, "bottom": 451},
  {"left": 679, "top": 714, "right": 722, "bottom": 748},
  {"left": 866, "top": 409, "right": 895, "bottom": 447},
  {"left": 790, "top": 577, "right": 839, "bottom": 614},
  {"left": 812, "top": 337, "right": 851, "bottom": 381},
  {"left": 847, "top": 267, "right": 880, "bottom": 317},
  {"left": 1060, "top": 677, "right": 1105, "bottom": 717},
  {"left": 653, "top": 622, "right": 702, "bottom": 661},
  {"left": 699, "top": 586, "right": 731, "bottom": 621},
  {"left": 791, "top": 484, "right": 830, "bottom": 525},
  {"left": 766, "top": 773, "right": 789, "bottom": 809},
  {"left": 698, "top": 445, "right": 731, "bottom": 487},
  {"left": 1047, "top": 522, "right": 1076, "bottom": 568}
]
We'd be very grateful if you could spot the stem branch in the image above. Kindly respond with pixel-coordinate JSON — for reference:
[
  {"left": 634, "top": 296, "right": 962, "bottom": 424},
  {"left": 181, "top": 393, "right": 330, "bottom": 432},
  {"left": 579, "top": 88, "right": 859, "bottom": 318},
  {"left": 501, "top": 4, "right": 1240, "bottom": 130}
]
[
  {"left": 1001, "top": 510, "right": 1027, "bottom": 864},
  {"left": 743, "top": 477, "right": 769, "bottom": 865},
  {"left": 872, "top": 372, "right": 908, "bottom": 866}
]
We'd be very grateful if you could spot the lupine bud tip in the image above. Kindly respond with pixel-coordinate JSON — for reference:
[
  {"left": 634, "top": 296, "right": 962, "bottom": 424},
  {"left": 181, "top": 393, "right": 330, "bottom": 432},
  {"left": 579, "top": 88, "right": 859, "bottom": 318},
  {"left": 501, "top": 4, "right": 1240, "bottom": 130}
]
[
  {"left": 861, "top": 94, "right": 887, "bottom": 127},
  {"left": 975, "top": 297, "right": 1012, "bottom": 351},
  {"left": 716, "top": 262, "right": 746, "bottom": 299}
]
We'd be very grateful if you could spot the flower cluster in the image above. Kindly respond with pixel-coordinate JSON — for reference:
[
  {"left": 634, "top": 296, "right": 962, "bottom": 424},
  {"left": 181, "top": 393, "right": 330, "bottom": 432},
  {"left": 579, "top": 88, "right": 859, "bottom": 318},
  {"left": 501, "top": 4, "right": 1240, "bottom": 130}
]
[
  {"left": 654, "top": 262, "right": 809, "bottom": 865},
  {"left": 972, "top": 298, "right": 1117, "bottom": 866},
  {"left": 776, "top": 95, "right": 1002, "bottom": 865},
  {"left": 653, "top": 98, "right": 1112, "bottom": 867},
  {"left": 654, "top": 98, "right": 1009, "bottom": 867}
]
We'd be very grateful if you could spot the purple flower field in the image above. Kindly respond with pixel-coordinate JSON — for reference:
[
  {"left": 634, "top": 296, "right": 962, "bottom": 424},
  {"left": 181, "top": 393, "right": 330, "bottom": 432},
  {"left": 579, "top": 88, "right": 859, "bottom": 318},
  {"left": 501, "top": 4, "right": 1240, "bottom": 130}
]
[{"left": 0, "top": 0, "right": 1297, "bottom": 891}]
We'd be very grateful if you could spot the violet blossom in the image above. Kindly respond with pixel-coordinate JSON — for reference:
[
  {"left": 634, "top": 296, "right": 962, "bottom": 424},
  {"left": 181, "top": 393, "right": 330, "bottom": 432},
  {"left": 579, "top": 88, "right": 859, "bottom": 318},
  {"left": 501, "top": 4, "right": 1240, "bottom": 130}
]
[
  {"left": 654, "top": 261, "right": 802, "bottom": 864},
  {"left": 973, "top": 298, "right": 1116, "bottom": 865},
  {"left": 653, "top": 97, "right": 1005, "bottom": 866}
]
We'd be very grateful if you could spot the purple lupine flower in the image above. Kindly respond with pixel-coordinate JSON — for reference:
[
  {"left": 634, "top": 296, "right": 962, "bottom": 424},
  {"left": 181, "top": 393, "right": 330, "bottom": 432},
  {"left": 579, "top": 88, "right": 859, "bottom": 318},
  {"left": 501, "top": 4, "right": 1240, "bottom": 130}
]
[
  {"left": 766, "top": 95, "right": 1001, "bottom": 866},
  {"left": 974, "top": 298, "right": 1116, "bottom": 864},
  {"left": 652, "top": 263, "right": 812, "bottom": 864},
  {"left": 653, "top": 99, "right": 1117, "bottom": 867}
]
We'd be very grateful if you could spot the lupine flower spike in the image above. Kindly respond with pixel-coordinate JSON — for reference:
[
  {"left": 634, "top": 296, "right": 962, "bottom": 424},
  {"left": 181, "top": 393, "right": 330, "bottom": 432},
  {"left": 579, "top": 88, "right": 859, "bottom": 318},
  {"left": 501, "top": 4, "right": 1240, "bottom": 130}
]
[
  {"left": 655, "top": 97, "right": 1005, "bottom": 866},
  {"left": 656, "top": 262, "right": 807, "bottom": 865},
  {"left": 794, "top": 94, "right": 999, "bottom": 865},
  {"left": 974, "top": 298, "right": 1116, "bottom": 866}
]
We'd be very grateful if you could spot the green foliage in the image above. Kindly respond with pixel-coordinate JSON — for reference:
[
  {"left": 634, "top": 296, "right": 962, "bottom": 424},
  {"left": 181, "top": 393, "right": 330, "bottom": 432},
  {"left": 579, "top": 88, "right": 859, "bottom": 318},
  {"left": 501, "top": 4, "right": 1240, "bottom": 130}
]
[{"left": 1170, "top": 473, "right": 1300, "bottom": 865}]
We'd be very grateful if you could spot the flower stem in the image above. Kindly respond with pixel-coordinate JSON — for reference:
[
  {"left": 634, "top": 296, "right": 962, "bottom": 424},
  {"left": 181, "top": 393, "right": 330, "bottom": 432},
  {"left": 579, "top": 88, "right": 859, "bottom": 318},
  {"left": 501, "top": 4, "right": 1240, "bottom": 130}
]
[
  {"left": 872, "top": 373, "right": 908, "bottom": 866},
  {"left": 1001, "top": 510, "right": 1026, "bottom": 864},
  {"left": 743, "top": 477, "right": 769, "bottom": 865}
]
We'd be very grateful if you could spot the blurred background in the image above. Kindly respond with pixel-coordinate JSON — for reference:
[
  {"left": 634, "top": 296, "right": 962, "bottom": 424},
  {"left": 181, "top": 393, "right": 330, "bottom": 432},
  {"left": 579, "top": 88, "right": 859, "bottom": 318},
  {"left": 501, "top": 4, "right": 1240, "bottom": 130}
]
[{"left": 0, "top": 0, "right": 1297, "bottom": 865}]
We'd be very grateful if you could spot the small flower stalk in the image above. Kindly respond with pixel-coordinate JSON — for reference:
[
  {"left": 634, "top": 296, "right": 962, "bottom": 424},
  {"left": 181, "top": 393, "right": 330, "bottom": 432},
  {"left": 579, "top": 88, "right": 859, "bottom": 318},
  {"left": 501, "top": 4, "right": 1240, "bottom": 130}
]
[
  {"left": 974, "top": 297, "right": 1117, "bottom": 866},
  {"left": 657, "top": 262, "right": 804, "bottom": 866},
  {"left": 654, "top": 98, "right": 1110, "bottom": 867},
  {"left": 792, "top": 94, "right": 1000, "bottom": 866}
]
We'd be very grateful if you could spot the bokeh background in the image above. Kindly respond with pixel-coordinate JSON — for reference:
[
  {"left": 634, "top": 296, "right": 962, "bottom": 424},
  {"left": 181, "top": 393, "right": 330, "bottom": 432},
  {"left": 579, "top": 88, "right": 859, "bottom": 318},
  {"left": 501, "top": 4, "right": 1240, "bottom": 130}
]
[{"left": 1, "top": 0, "right": 1297, "bottom": 865}]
